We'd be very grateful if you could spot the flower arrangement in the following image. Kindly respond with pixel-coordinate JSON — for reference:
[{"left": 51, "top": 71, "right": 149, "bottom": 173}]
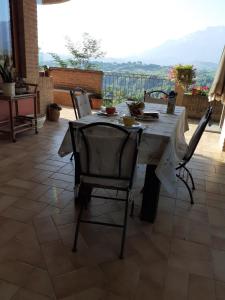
[
  {"left": 169, "top": 64, "right": 196, "bottom": 89},
  {"left": 192, "top": 86, "right": 209, "bottom": 96}
]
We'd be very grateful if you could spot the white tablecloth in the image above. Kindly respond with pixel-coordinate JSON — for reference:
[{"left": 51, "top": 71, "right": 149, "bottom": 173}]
[{"left": 58, "top": 103, "right": 188, "bottom": 195}]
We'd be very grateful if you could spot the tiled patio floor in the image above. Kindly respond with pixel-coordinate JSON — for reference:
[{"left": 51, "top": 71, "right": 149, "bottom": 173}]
[{"left": 0, "top": 107, "right": 225, "bottom": 299}]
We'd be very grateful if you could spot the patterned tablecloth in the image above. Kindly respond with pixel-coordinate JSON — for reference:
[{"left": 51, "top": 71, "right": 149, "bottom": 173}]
[{"left": 58, "top": 102, "right": 189, "bottom": 195}]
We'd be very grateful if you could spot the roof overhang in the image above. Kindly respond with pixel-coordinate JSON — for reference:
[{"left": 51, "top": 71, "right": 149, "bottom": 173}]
[{"left": 37, "top": 0, "right": 70, "bottom": 4}]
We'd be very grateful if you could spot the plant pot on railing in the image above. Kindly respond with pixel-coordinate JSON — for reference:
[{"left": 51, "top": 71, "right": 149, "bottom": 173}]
[
  {"left": 89, "top": 93, "right": 103, "bottom": 109},
  {"left": 47, "top": 103, "right": 62, "bottom": 121}
]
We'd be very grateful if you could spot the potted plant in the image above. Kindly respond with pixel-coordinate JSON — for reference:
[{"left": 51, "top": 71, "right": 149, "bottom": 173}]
[
  {"left": 89, "top": 93, "right": 103, "bottom": 109},
  {"left": 43, "top": 65, "right": 50, "bottom": 77},
  {"left": 47, "top": 103, "right": 62, "bottom": 121},
  {"left": 169, "top": 64, "right": 196, "bottom": 90},
  {"left": 0, "top": 58, "right": 15, "bottom": 96}
]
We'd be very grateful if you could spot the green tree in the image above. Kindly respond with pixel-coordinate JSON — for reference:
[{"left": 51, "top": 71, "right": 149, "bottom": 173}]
[{"left": 49, "top": 33, "right": 105, "bottom": 70}]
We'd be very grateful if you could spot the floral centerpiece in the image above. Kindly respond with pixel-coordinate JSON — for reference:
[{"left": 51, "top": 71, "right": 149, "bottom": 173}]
[{"left": 126, "top": 101, "right": 145, "bottom": 116}]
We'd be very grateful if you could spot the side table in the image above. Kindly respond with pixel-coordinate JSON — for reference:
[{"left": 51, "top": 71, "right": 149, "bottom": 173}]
[{"left": 0, "top": 92, "right": 38, "bottom": 142}]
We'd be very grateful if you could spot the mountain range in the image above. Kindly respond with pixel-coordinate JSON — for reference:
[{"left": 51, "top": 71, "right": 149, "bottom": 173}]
[
  {"left": 136, "top": 26, "right": 225, "bottom": 67},
  {"left": 39, "top": 26, "right": 225, "bottom": 70}
]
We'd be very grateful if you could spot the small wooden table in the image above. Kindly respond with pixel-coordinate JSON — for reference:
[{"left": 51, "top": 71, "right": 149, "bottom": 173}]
[{"left": 0, "top": 93, "right": 38, "bottom": 142}]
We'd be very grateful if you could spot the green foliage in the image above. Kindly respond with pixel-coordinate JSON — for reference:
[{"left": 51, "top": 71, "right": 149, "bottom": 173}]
[
  {"left": 49, "top": 33, "right": 105, "bottom": 70},
  {"left": 169, "top": 64, "right": 196, "bottom": 88},
  {"left": 0, "top": 56, "right": 14, "bottom": 83},
  {"left": 48, "top": 53, "right": 68, "bottom": 68}
]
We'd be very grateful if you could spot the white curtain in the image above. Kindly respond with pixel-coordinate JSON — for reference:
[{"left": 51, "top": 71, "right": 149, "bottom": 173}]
[{"left": 208, "top": 46, "right": 225, "bottom": 104}]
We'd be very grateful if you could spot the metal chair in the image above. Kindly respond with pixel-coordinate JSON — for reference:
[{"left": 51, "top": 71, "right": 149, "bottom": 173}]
[
  {"left": 176, "top": 106, "right": 213, "bottom": 204},
  {"left": 69, "top": 121, "right": 142, "bottom": 259},
  {"left": 144, "top": 90, "right": 169, "bottom": 104},
  {"left": 69, "top": 87, "right": 91, "bottom": 161}
]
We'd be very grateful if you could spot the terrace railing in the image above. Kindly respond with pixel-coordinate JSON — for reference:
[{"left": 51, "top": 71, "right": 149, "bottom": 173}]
[{"left": 102, "top": 72, "right": 175, "bottom": 104}]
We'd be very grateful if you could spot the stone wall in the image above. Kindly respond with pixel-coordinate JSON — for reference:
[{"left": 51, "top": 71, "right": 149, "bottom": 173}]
[{"left": 179, "top": 94, "right": 223, "bottom": 122}]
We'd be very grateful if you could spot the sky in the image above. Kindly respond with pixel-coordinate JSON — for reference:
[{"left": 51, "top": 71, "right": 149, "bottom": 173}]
[{"left": 37, "top": 0, "right": 225, "bottom": 58}]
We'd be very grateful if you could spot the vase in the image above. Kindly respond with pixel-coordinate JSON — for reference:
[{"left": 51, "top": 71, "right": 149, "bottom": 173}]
[{"left": 2, "top": 82, "right": 15, "bottom": 97}]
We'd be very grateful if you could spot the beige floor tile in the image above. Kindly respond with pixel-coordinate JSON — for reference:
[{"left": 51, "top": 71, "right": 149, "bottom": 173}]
[
  {"left": 11, "top": 288, "right": 52, "bottom": 300},
  {"left": 0, "top": 111, "right": 225, "bottom": 300},
  {"left": 34, "top": 216, "right": 60, "bottom": 244},
  {"left": 188, "top": 274, "right": 216, "bottom": 300},
  {"left": 171, "top": 238, "right": 211, "bottom": 261},
  {"left": 6, "top": 178, "right": 36, "bottom": 190},
  {"left": 0, "top": 239, "right": 45, "bottom": 268},
  {"left": 0, "top": 219, "right": 27, "bottom": 247},
  {"left": 0, "top": 280, "right": 19, "bottom": 300},
  {"left": 60, "top": 287, "right": 107, "bottom": 300},
  {"left": 24, "top": 268, "right": 55, "bottom": 297},
  {"left": 0, "top": 195, "right": 19, "bottom": 212},
  {"left": 0, "top": 261, "right": 34, "bottom": 286},
  {"left": 215, "top": 280, "right": 225, "bottom": 300},
  {"left": 168, "top": 255, "right": 213, "bottom": 278},
  {"left": 134, "top": 279, "right": 163, "bottom": 300},
  {"left": 15, "top": 224, "right": 41, "bottom": 249},
  {"left": 53, "top": 266, "right": 106, "bottom": 299},
  {"left": 41, "top": 240, "right": 74, "bottom": 276},
  {"left": 163, "top": 266, "right": 188, "bottom": 300},
  {"left": 13, "top": 198, "right": 47, "bottom": 213},
  {"left": 0, "top": 206, "right": 36, "bottom": 223},
  {"left": 212, "top": 249, "right": 225, "bottom": 282}
]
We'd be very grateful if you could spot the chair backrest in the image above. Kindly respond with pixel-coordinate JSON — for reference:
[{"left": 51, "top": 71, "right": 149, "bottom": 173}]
[
  {"left": 69, "top": 122, "right": 142, "bottom": 186},
  {"left": 70, "top": 88, "right": 91, "bottom": 119},
  {"left": 184, "top": 106, "right": 213, "bottom": 163},
  {"left": 144, "top": 90, "right": 169, "bottom": 104}
]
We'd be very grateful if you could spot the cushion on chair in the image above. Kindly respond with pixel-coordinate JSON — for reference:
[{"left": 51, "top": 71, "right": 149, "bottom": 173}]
[{"left": 76, "top": 94, "right": 92, "bottom": 118}]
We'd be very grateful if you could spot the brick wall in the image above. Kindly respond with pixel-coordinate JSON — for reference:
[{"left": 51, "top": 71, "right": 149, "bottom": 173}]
[
  {"left": 22, "top": 0, "right": 39, "bottom": 83},
  {"left": 15, "top": 0, "right": 54, "bottom": 115},
  {"left": 38, "top": 77, "right": 54, "bottom": 114},
  {"left": 54, "top": 90, "right": 72, "bottom": 107},
  {"left": 49, "top": 68, "right": 103, "bottom": 94}
]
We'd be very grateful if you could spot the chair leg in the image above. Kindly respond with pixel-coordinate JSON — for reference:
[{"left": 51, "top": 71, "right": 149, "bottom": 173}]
[
  {"left": 183, "top": 165, "right": 195, "bottom": 190},
  {"left": 120, "top": 191, "right": 129, "bottom": 259},
  {"left": 72, "top": 203, "right": 83, "bottom": 252},
  {"left": 130, "top": 201, "right": 134, "bottom": 217},
  {"left": 70, "top": 153, "right": 74, "bottom": 161},
  {"left": 176, "top": 174, "right": 194, "bottom": 205}
]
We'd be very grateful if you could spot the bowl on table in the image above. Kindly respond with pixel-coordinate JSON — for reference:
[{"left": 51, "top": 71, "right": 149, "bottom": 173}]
[{"left": 106, "top": 106, "right": 116, "bottom": 115}]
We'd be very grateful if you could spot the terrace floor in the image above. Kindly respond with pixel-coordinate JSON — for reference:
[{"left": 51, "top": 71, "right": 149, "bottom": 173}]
[{"left": 0, "top": 107, "right": 225, "bottom": 299}]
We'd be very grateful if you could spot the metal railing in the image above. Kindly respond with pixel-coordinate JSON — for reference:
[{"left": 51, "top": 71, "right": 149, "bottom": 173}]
[{"left": 102, "top": 72, "right": 175, "bottom": 104}]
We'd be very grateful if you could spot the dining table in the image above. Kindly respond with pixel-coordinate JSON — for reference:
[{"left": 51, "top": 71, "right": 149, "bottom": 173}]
[{"left": 58, "top": 102, "right": 188, "bottom": 223}]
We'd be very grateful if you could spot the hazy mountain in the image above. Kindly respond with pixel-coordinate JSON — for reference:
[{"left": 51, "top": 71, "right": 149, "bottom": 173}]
[
  {"left": 0, "top": 21, "right": 12, "bottom": 55},
  {"left": 39, "top": 26, "right": 224, "bottom": 71},
  {"left": 138, "top": 26, "right": 225, "bottom": 67}
]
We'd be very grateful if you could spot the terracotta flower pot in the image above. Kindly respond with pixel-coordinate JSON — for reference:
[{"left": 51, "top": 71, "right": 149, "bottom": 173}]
[
  {"left": 47, "top": 108, "right": 60, "bottom": 121},
  {"left": 90, "top": 98, "right": 103, "bottom": 109}
]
